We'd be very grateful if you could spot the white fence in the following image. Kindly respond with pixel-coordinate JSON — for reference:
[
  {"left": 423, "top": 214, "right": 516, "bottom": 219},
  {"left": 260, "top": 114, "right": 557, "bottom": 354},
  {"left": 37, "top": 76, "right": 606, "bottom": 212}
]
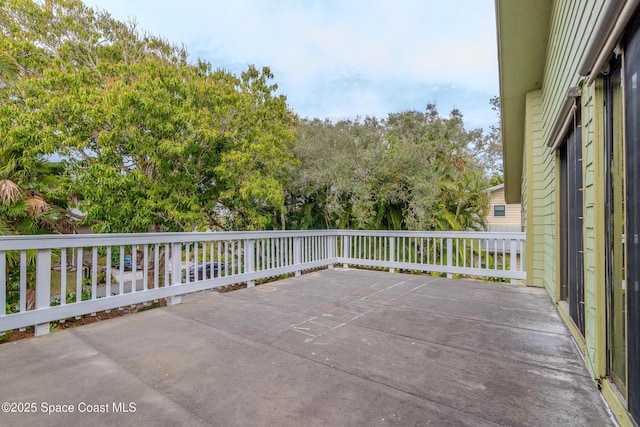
[{"left": 0, "top": 230, "right": 525, "bottom": 336}]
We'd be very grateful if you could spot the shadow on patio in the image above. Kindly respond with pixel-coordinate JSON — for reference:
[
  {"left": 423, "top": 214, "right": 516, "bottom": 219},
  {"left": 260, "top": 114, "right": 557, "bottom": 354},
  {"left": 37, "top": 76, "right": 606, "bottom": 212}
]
[{"left": 0, "top": 268, "right": 614, "bottom": 426}]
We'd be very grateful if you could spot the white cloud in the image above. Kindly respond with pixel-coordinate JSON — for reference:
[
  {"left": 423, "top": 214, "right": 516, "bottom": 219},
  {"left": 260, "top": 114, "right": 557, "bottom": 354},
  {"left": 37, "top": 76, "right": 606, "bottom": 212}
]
[{"left": 83, "top": 0, "right": 499, "bottom": 130}]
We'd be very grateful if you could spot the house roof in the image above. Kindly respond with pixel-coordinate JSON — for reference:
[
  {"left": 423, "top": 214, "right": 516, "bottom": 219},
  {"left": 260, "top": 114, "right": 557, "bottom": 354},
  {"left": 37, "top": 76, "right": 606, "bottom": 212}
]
[
  {"left": 495, "top": 0, "right": 553, "bottom": 203},
  {"left": 485, "top": 183, "right": 504, "bottom": 193}
]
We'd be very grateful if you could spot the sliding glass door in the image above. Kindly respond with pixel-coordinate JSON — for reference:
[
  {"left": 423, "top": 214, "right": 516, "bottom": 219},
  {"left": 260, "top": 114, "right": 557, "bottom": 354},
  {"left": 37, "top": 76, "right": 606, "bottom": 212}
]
[{"left": 559, "top": 108, "right": 585, "bottom": 335}]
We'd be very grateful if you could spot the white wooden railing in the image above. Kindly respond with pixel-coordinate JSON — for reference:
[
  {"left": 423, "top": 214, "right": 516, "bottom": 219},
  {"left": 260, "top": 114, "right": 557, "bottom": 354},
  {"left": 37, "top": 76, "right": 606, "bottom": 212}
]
[{"left": 0, "top": 230, "right": 525, "bottom": 336}]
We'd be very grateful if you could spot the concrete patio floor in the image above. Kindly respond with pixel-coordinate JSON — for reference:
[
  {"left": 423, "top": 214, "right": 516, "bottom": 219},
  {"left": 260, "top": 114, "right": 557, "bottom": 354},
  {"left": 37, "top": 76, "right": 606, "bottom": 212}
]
[{"left": 0, "top": 268, "right": 614, "bottom": 426}]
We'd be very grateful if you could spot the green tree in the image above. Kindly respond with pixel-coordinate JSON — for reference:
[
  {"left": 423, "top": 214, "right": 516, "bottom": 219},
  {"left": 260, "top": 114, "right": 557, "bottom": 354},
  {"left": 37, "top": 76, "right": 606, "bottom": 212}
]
[
  {"left": 0, "top": 44, "right": 71, "bottom": 236},
  {"left": 0, "top": 51, "right": 19, "bottom": 81},
  {"left": 0, "top": 0, "right": 297, "bottom": 233},
  {"left": 289, "top": 105, "right": 489, "bottom": 231},
  {"left": 473, "top": 96, "right": 503, "bottom": 178}
]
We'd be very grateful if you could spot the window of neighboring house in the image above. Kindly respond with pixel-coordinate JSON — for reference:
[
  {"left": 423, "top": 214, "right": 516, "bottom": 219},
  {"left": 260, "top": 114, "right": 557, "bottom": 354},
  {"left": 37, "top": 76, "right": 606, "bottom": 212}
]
[{"left": 493, "top": 205, "right": 506, "bottom": 217}]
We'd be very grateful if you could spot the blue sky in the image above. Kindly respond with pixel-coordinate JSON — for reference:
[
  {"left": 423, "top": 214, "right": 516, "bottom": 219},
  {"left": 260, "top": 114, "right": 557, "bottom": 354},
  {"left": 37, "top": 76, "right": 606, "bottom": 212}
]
[{"left": 83, "top": 0, "right": 499, "bottom": 131}]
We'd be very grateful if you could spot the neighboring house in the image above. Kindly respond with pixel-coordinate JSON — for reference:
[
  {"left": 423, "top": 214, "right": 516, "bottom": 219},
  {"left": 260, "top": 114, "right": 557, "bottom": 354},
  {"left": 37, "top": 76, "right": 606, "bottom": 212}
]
[
  {"left": 485, "top": 183, "right": 522, "bottom": 232},
  {"left": 496, "top": 1, "right": 640, "bottom": 424}
]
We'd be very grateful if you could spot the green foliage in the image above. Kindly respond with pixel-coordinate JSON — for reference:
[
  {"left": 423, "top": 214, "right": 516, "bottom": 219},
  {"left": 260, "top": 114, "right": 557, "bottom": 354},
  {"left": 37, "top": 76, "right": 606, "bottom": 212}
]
[
  {"left": 473, "top": 96, "right": 503, "bottom": 179},
  {"left": 1, "top": 0, "right": 495, "bottom": 234},
  {"left": 288, "top": 105, "right": 490, "bottom": 231},
  {"left": 1, "top": 0, "right": 297, "bottom": 233},
  {"left": 51, "top": 288, "right": 93, "bottom": 306}
]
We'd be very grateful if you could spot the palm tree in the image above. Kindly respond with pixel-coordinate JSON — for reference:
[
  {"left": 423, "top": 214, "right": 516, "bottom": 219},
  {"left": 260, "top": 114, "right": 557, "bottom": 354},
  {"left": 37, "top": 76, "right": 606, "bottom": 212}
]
[
  {"left": 0, "top": 157, "right": 72, "bottom": 236},
  {"left": 434, "top": 161, "right": 489, "bottom": 232}
]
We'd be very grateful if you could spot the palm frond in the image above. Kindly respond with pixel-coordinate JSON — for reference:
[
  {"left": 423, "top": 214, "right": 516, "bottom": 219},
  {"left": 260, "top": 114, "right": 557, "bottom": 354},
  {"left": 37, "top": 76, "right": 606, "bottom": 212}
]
[
  {"left": 0, "top": 179, "right": 23, "bottom": 205},
  {"left": 25, "top": 195, "right": 48, "bottom": 215}
]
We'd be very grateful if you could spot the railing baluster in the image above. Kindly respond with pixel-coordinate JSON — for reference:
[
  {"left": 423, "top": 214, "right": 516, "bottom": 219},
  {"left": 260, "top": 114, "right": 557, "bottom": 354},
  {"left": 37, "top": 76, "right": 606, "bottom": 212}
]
[
  {"left": 294, "top": 237, "right": 302, "bottom": 276},
  {"left": 272, "top": 239, "right": 276, "bottom": 269},
  {"left": 143, "top": 244, "right": 149, "bottom": 290},
  {"left": 92, "top": 247, "right": 98, "bottom": 299},
  {"left": 232, "top": 240, "right": 236, "bottom": 275},
  {"left": 194, "top": 242, "right": 199, "bottom": 281},
  {"left": 183, "top": 243, "right": 189, "bottom": 282},
  {"left": 166, "top": 243, "right": 182, "bottom": 306},
  {"left": 34, "top": 249, "right": 51, "bottom": 336},
  {"left": 19, "top": 250, "right": 26, "bottom": 312},
  {"left": 0, "top": 251, "right": 6, "bottom": 318},
  {"left": 462, "top": 239, "right": 466, "bottom": 268},
  {"left": 211, "top": 241, "right": 216, "bottom": 274},
  {"left": 164, "top": 243, "right": 171, "bottom": 287},
  {"left": 366, "top": 236, "right": 370, "bottom": 261},
  {"left": 446, "top": 238, "right": 453, "bottom": 279},
  {"left": 485, "top": 239, "right": 489, "bottom": 269},
  {"left": 262, "top": 238, "right": 266, "bottom": 269},
  {"left": 119, "top": 246, "right": 125, "bottom": 295},
  {"left": 510, "top": 239, "right": 517, "bottom": 273},
  {"left": 217, "top": 241, "right": 222, "bottom": 277},
  {"left": 373, "top": 236, "right": 377, "bottom": 261},
  {"left": 76, "top": 248, "right": 83, "bottom": 303},
  {"left": 61, "top": 249, "right": 68, "bottom": 305},
  {"left": 223, "top": 241, "right": 228, "bottom": 277},
  {"left": 106, "top": 246, "right": 112, "bottom": 297},
  {"left": 129, "top": 245, "right": 136, "bottom": 292},
  {"left": 171, "top": 243, "right": 182, "bottom": 287},
  {"left": 502, "top": 239, "right": 506, "bottom": 270},
  {"left": 153, "top": 244, "right": 159, "bottom": 289},
  {"left": 245, "top": 239, "right": 255, "bottom": 287},
  {"left": 389, "top": 237, "right": 395, "bottom": 274}
]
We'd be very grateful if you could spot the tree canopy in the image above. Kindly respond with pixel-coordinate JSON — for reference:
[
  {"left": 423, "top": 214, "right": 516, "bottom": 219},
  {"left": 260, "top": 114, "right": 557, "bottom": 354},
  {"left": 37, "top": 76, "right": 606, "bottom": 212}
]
[
  {"left": 1, "top": 0, "right": 497, "bottom": 234},
  {"left": 287, "top": 105, "right": 490, "bottom": 231},
  {"left": 0, "top": 0, "right": 297, "bottom": 233}
]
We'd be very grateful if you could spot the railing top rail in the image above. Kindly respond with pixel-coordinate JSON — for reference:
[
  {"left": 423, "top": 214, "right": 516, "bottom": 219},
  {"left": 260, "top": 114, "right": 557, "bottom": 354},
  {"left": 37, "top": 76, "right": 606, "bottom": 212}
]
[
  {"left": 0, "top": 230, "right": 338, "bottom": 251},
  {"left": 0, "top": 229, "right": 526, "bottom": 251},
  {"left": 336, "top": 230, "right": 526, "bottom": 239}
]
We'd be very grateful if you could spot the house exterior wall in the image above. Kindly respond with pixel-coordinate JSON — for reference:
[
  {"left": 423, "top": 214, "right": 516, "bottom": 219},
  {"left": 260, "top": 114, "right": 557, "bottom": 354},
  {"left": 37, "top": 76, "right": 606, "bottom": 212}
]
[
  {"left": 583, "top": 79, "right": 608, "bottom": 378},
  {"left": 523, "top": 90, "right": 555, "bottom": 293},
  {"left": 541, "top": 1, "right": 603, "bottom": 145},
  {"left": 541, "top": 0, "right": 605, "bottom": 378},
  {"left": 486, "top": 186, "right": 521, "bottom": 232},
  {"left": 498, "top": 0, "right": 635, "bottom": 424}
]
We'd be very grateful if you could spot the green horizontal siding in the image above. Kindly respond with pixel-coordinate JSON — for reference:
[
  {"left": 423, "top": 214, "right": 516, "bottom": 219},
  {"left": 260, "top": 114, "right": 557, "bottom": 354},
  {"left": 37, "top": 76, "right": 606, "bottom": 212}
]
[
  {"left": 541, "top": 0, "right": 602, "bottom": 144},
  {"left": 539, "top": 0, "right": 606, "bottom": 377}
]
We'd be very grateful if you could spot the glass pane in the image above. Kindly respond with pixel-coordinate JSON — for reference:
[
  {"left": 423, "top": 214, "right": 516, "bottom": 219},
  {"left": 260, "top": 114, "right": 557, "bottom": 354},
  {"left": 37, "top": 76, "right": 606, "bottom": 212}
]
[
  {"left": 624, "top": 17, "right": 640, "bottom": 416},
  {"left": 606, "top": 59, "right": 626, "bottom": 395}
]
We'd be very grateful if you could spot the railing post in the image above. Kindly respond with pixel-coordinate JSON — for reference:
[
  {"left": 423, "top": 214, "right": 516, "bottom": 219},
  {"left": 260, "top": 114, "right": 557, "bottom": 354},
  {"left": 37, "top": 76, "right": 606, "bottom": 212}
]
[
  {"left": 0, "top": 251, "right": 5, "bottom": 319},
  {"left": 34, "top": 249, "right": 51, "bottom": 336},
  {"left": 510, "top": 239, "right": 517, "bottom": 274},
  {"left": 294, "top": 237, "right": 302, "bottom": 276},
  {"left": 245, "top": 239, "right": 255, "bottom": 286},
  {"left": 328, "top": 235, "right": 335, "bottom": 269},
  {"left": 343, "top": 234, "right": 350, "bottom": 269},
  {"left": 168, "top": 242, "right": 182, "bottom": 305},
  {"left": 389, "top": 237, "right": 396, "bottom": 274},
  {"left": 446, "top": 238, "right": 453, "bottom": 279}
]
